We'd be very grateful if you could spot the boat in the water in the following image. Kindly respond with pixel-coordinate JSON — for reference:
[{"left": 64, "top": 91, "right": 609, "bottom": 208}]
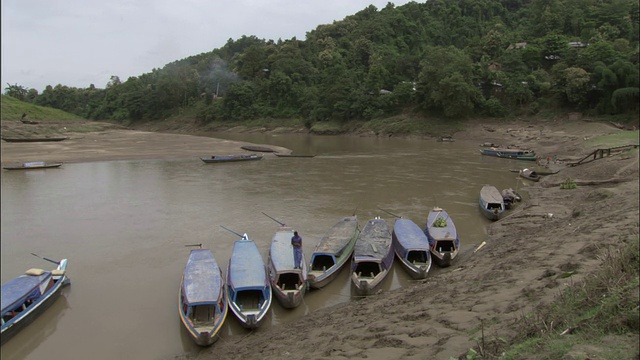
[
  {"left": 274, "top": 153, "right": 316, "bottom": 158},
  {"left": 1, "top": 257, "right": 70, "bottom": 345},
  {"left": 240, "top": 145, "right": 274, "bottom": 153},
  {"left": 424, "top": 207, "right": 460, "bottom": 267},
  {"left": 200, "top": 154, "right": 262, "bottom": 163},
  {"left": 480, "top": 147, "right": 537, "bottom": 161},
  {"left": 178, "top": 248, "right": 228, "bottom": 346},
  {"left": 479, "top": 185, "right": 506, "bottom": 221},
  {"left": 266, "top": 219, "right": 308, "bottom": 308},
  {"left": 1, "top": 137, "right": 68, "bottom": 143},
  {"left": 392, "top": 218, "right": 432, "bottom": 278},
  {"left": 350, "top": 217, "right": 394, "bottom": 296},
  {"left": 226, "top": 232, "right": 272, "bottom": 329},
  {"left": 308, "top": 216, "right": 359, "bottom": 289},
  {"left": 3, "top": 162, "right": 63, "bottom": 170}
]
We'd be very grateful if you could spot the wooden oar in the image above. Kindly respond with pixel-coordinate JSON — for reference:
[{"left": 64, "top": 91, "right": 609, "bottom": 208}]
[
  {"left": 262, "top": 212, "right": 285, "bottom": 226},
  {"left": 378, "top": 207, "right": 402, "bottom": 219},
  {"left": 30, "top": 253, "right": 60, "bottom": 265}
]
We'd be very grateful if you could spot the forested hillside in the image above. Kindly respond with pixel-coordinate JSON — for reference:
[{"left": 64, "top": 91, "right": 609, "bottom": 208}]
[{"left": 5, "top": 0, "right": 639, "bottom": 125}]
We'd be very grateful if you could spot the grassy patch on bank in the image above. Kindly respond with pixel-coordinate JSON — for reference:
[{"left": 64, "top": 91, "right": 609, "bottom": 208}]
[
  {"left": 1, "top": 95, "right": 85, "bottom": 121},
  {"left": 470, "top": 236, "right": 639, "bottom": 360},
  {"left": 585, "top": 130, "right": 640, "bottom": 148}
]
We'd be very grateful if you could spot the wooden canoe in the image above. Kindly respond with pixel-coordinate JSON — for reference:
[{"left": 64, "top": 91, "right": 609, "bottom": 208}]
[
  {"left": 479, "top": 185, "right": 505, "bottom": 221},
  {"left": 267, "top": 226, "right": 308, "bottom": 308},
  {"left": 1, "top": 259, "right": 70, "bottom": 345},
  {"left": 178, "top": 249, "right": 228, "bottom": 346},
  {"left": 308, "top": 216, "right": 359, "bottom": 289},
  {"left": 1, "top": 137, "right": 68, "bottom": 143},
  {"left": 240, "top": 145, "right": 274, "bottom": 153},
  {"left": 424, "top": 208, "right": 460, "bottom": 267},
  {"left": 200, "top": 154, "right": 262, "bottom": 163},
  {"left": 226, "top": 234, "right": 272, "bottom": 329},
  {"left": 392, "top": 218, "right": 432, "bottom": 278},
  {"left": 350, "top": 217, "right": 394, "bottom": 296},
  {"left": 274, "top": 154, "right": 316, "bottom": 158},
  {"left": 3, "top": 162, "right": 63, "bottom": 170}
]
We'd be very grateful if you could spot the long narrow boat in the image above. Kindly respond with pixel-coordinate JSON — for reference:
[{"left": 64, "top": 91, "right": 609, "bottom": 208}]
[
  {"left": 1, "top": 137, "right": 68, "bottom": 143},
  {"left": 479, "top": 185, "right": 506, "bottom": 221},
  {"left": 1, "top": 258, "right": 70, "bottom": 345},
  {"left": 350, "top": 217, "right": 394, "bottom": 296},
  {"left": 200, "top": 154, "right": 262, "bottom": 163},
  {"left": 308, "top": 216, "right": 359, "bottom": 289},
  {"left": 178, "top": 249, "right": 228, "bottom": 346},
  {"left": 267, "top": 225, "right": 308, "bottom": 308},
  {"left": 240, "top": 145, "right": 274, "bottom": 153},
  {"left": 480, "top": 147, "right": 537, "bottom": 161},
  {"left": 392, "top": 218, "right": 432, "bottom": 279},
  {"left": 226, "top": 234, "right": 272, "bottom": 329},
  {"left": 274, "top": 154, "right": 316, "bottom": 158},
  {"left": 424, "top": 207, "right": 460, "bottom": 267},
  {"left": 3, "top": 162, "right": 63, "bottom": 170}
]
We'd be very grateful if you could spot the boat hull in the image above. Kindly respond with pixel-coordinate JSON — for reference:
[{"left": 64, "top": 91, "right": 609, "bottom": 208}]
[
  {"left": 1, "top": 259, "right": 69, "bottom": 345},
  {"left": 1, "top": 137, "right": 67, "bottom": 143},
  {"left": 200, "top": 154, "right": 262, "bottom": 163},
  {"left": 308, "top": 216, "right": 359, "bottom": 289},
  {"left": 268, "top": 226, "right": 308, "bottom": 308},
  {"left": 479, "top": 185, "right": 505, "bottom": 221},
  {"left": 425, "top": 208, "right": 460, "bottom": 268},
  {"left": 392, "top": 219, "right": 432, "bottom": 279},
  {"left": 350, "top": 218, "right": 393, "bottom": 296}
]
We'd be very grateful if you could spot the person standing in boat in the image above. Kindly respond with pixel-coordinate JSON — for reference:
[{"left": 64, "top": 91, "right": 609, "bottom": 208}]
[{"left": 291, "top": 231, "right": 303, "bottom": 269}]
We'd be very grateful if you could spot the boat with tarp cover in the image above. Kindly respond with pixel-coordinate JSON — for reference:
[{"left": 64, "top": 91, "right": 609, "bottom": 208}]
[
  {"left": 479, "top": 185, "right": 505, "bottom": 221},
  {"left": 267, "top": 225, "right": 308, "bottom": 308},
  {"left": 392, "top": 218, "right": 432, "bottom": 278},
  {"left": 1, "top": 258, "right": 69, "bottom": 345},
  {"left": 350, "top": 217, "right": 394, "bottom": 296},
  {"left": 308, "top": 216, "right": 359, "bottom": 289},
  {"left": 226, "top": 234, "right": 272, "bottom": 329},
  {"left": 178, "top": 249, "right": 228, "bottom": 346},
  {"left": 424, "top": 207, "right": 460, "bottom": 267}
]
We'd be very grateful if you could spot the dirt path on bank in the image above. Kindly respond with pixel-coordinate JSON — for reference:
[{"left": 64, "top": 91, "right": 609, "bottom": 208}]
[{"left": 1, "top": 118, "right": 638, "bottom": 359}]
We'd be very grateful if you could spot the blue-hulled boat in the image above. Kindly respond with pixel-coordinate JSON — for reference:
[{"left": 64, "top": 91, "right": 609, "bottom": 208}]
[
  {"left": 479, "top": 185, "right": 506, "bottom": 221},
  {"left": 392, "top": 218, "right": 432, "bottom": 279},
  {"left": 178, "top": 249, "right": 228, "bottom": 346},
  {"left": 350, "top": 217, "right": 394, "bottom": 296},
  {"left": 1, "top": 258, "right": 69, "bottom": 345},
  {"left": 308, "top": 216, "right": 359, "bottom": 289},
  {"left": 480, "top": 147, "right": 537, "bottom": 161},
  {"left": 267, "top": 225, "right": 308, "bottom": 308},
  {"left": 226, "top": 234, "right": 272, "bottom": 329},
  {"left": 425, "top": 207, "right": 460, "bottom": 267}
]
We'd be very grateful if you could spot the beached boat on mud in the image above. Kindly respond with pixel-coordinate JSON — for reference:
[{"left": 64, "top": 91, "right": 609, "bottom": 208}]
[
  {"left": 479, "top": 185, "right": 506, "bottom": 221},
  {"left": 3, "top": 162, "right": 63, "bottom": 170},
  {"left": 1, "top": 257, "right": 69, "bottom": 345},
  {"left": 200, "top": 154, "right": 262, "bottom": 163},
  {"left": 226, "top": 233, "right": 272, "bottom": 329},
  {"left": 392, "top": 218, "right": 432, "bottom": 278},
  {"left": 267, "top": 224, "right": 308, "bottom": 308},
  {"left": 240, "top": 145, "right": 274, "bottom": 153},
  {"left": 178, "top": 248, "right": 228, "bottom": 346},
  {"left": 308, "top": 216, "right": 359, "bottom": 289},
  {"left": 350, "top": 217, "right": 394, "bottom": 296},
  {"left": 424, "top": 207, "right": 460, "bottom": 267},
  {"left": 274, "top": 153, "right": 316, "bottom": 158}
]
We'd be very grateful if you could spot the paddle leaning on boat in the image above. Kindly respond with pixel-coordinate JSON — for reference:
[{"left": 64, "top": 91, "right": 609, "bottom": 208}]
[
  {"left": 263, "top": 213, "right": 308, "bottom": 308},
  {"left": 307, "top": 216, "right": 360, "bottom": 289},
  {"left": 178, "top": 246, "right": 228, "bottom": 346},
  {"left": 222, "top": 227, "right": 272, "bottom": 329},
  {"left": 350, "top": 217, "right": 394, "bottom": 296},
  {"left": 424, "top": 207, "right": 460, "bottom": 267},
  {"left": 1, "top": 255, "right": 70, "bottom": 345},
  {"left": 392, "top": 217, "right": 432, "bottom": 279}
]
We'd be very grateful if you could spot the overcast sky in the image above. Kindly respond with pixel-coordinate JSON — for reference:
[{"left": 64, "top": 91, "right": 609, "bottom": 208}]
[{"left": 1, "top": 0, "right": 415, "bottom": 93}]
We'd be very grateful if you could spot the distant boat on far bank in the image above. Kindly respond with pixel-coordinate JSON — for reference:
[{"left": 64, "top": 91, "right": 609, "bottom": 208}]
[
  {"left": 2, "top": 137, "right": 68, "bottom": 143},
  {"left": 3, "top": 162, "right": 63, "bottom": 170}
]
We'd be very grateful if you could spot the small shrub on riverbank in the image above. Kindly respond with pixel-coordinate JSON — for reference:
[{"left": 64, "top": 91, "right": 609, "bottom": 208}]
[{"left": 560, "top": 178, "right": 577, "bottom": 189}]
